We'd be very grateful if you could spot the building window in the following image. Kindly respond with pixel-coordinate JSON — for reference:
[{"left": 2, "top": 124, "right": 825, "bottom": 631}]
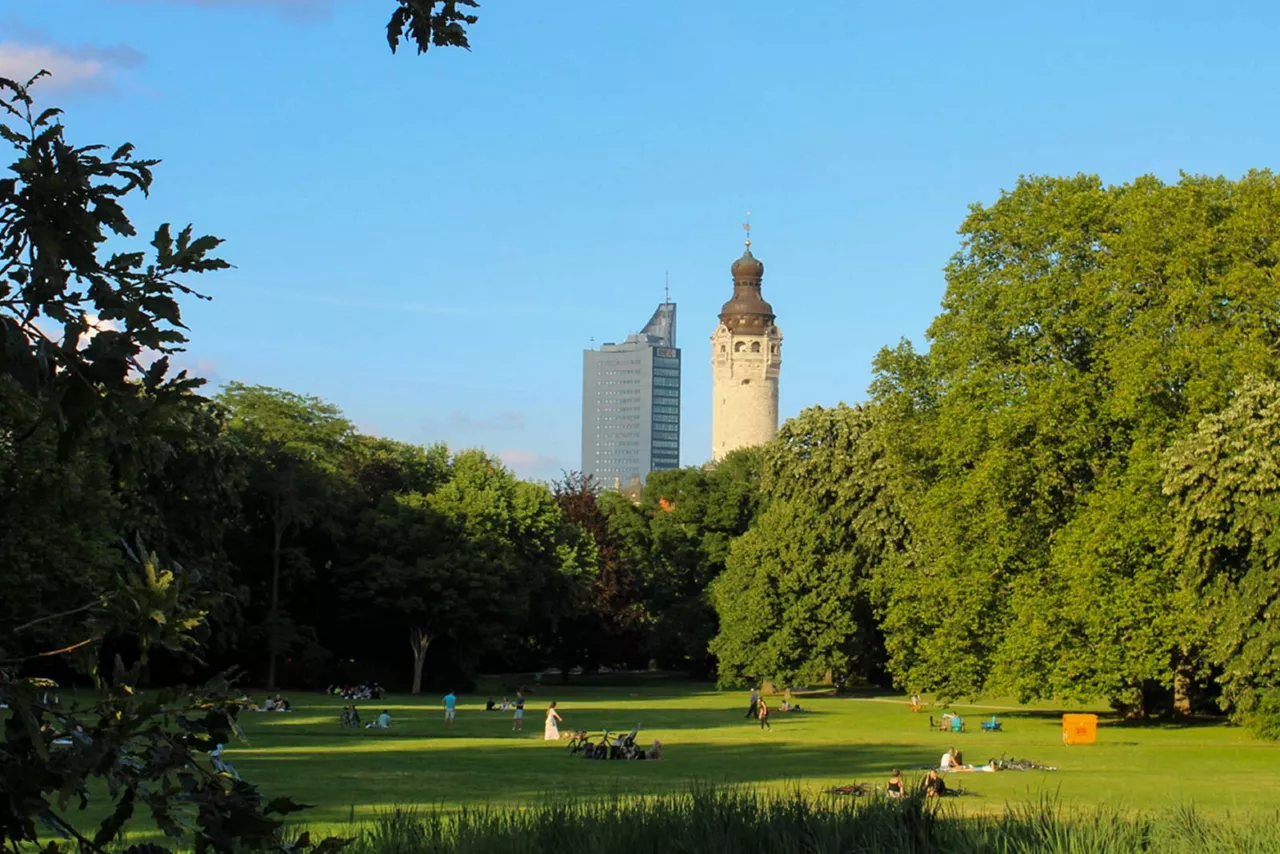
[
  {"left": 751, "top": 341, "right": 761, "bottom": 353},
  {"left": 742, "top": 379, "right": 750, "bottom": 386},
  {"left": 734, "top": 341, "right": 746, "bottom": 353}
]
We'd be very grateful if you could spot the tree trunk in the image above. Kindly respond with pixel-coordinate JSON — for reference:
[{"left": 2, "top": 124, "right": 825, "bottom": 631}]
[
  {"left": 1173, "top": 665, "right": 1192, "bottom": 716},
  {"left": 266, "top": 491, "right": 284, "bottom": 691},
  {"left": 410, "top": 627, "right": 433, "bottom": 695}
]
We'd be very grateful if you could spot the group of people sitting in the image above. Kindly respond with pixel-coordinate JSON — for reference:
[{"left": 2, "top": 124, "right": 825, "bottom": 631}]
[
  {"left": 484, "top": 697, "right": 513, "bottom": 711},
  {"left": 239, "top": 694, "right": 292, "bottom": 712},
  {"left": 886, "top": 768, "right": 952, "bottom": 799},
  {"left": 339, "top": 706, "right": 393, "bottom": 729},
  {"left": 881, "top": 747, "right": 1001, "bottom": 800},
  {"left": 328, "top": 683, "right": 385, "bottom": 701}
]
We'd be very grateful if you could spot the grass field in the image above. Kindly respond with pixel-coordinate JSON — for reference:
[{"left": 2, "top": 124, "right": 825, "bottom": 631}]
[{"left": 218, "top": 677, "right": 1280, "bottom": 832}]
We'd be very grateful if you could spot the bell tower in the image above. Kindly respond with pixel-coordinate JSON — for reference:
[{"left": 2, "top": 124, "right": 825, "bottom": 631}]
[{"left": 710, "top": 226, "right": 782, "bottom": 461}]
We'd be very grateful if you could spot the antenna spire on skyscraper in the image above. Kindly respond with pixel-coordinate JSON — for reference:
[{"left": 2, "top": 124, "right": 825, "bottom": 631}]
[{"left": 665, "top": 271, "right": 670, "bottom": 304}]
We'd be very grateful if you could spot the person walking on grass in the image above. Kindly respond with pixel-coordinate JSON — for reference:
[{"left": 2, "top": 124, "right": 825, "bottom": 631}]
[
  {"left": 544, "top": 701, "right": 563, "bottom": 741},
  {"left": 443, "top": 690, "right": 457, "bottom": 728},
  {"left": 758, "top": 697, "right": 772, "bottom": 731},
  {"left": 745, "top": 686, "right": 759, "bottom": 719},
  {"left": 513, "top": 689, "right": 526, "bottom": 731}
]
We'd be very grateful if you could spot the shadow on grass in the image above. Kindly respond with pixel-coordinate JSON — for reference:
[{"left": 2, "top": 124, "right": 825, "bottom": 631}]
[
  {"left": 233, "top": 740, "right": 948, "bottom": 802},
  {"left": 243, "top": 707, "right": 831, "bottom": 746}
]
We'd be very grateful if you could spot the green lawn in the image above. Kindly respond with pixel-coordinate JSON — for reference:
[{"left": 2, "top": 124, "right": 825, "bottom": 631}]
[{"left": 218, "top": 679, "right": 1280, "bottom": 830}]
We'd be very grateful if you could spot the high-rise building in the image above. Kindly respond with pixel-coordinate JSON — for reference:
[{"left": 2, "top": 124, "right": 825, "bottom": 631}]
[
  {"left": 582, "top": 301, "right": 680, "bottom": 487},
  {"left": 710, "top": 234, "right": 782, "bottom": 461}
]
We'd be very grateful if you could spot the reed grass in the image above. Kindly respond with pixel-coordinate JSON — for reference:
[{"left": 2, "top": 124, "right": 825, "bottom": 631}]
[{"left": 332, "top": 787, "right": 1280, "bottom": 854}]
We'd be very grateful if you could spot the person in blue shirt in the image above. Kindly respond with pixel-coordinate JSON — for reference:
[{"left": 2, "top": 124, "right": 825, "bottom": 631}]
[
  {"left": 512, "top": 690, "right": 525, "bottom": 732},
  {"left": 443, "top": 690, "right": 457, "bottom": 727}
]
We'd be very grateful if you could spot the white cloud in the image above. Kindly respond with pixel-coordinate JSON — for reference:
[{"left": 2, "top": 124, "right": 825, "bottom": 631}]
[{"left": 0, "top": 40, "right": 145, "bottom": 94}]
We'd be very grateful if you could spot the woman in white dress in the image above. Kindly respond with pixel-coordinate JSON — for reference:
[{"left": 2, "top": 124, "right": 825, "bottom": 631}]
[{"left": 544, "top": 701, "right": 563, "bottom": 741}]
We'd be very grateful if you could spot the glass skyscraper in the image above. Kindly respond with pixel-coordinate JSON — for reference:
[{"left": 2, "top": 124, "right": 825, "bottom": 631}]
[{"left": 581, "top": 301, "right": 680, "bottom": 488}]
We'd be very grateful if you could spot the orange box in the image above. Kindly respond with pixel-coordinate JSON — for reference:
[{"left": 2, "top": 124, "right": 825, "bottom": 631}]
[{"left": 1062, "top": 713, "right": 1098, "bottom": 745}]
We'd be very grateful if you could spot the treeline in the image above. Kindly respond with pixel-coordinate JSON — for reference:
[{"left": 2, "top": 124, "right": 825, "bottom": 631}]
[{"left": 0, "top": 373, "right": 769, "bottom": 692}]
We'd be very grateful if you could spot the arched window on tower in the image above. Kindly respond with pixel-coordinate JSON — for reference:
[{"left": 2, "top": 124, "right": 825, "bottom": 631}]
[
  {"left": 750, "top": 341, "right": 761, "bottom": 353},
  {"left": 720, "top": 344, "right": 726, "bottom": 353},
  {"left": 734, "top": 341, "right": 746, "bottom": 353}
]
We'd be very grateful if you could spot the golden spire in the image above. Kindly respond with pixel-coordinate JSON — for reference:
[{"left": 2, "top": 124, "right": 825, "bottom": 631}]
[{"left": 742, "top": 212, "right": 752, "bottom": 249}]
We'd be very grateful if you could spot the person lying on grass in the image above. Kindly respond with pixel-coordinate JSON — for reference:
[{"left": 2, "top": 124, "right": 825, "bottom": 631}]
[{"left": 940, "top": 748, "right": 997, "bottom": 773}]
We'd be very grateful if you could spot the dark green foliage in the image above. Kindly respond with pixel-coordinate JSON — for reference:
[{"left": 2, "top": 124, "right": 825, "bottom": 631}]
[
  {"left": 343, "top": 452, "right": 592, "bottom": 693},
  {"left": 386, "top": 1, "right": 479, "bottom": 55},
  {"left": 550, "top": 472, "right": 646, "bottom": 672},
  {"left": 0, "top": 73, "right": 227, "bottom": 453},
  {"left": 635, "top": 449, "right": 766, "bottom": 675},
  {"left": 0, "top": 546, "right": 342, "bottom": 854},
  {"left": 219, "top": 383, "right": 357, "bottom": 690}
]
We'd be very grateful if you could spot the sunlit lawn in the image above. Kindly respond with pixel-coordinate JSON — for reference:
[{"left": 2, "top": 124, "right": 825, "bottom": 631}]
[{"left": 213, "top": 677, "right": 1280, "bottom": 831}]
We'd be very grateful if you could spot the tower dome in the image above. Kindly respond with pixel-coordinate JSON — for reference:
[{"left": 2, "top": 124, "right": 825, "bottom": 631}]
[
  {"left": 730, "top": 247, "right": 765, "bottom": 281},
  {"left": 720, "top": 245, "right": 774, "bottom": 330}
]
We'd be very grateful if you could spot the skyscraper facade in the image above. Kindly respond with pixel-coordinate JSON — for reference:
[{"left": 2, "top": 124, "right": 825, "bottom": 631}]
[
  {"left": 710, "top": 236, "right": 783, "bottom": 461},
  {"left": 582, "top": 301, "right": 680, "bottom": 487}
]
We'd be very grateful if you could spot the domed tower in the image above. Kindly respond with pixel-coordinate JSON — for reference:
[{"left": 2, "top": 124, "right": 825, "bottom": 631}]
[{"left": 710, "top": 231, "right": 782, "bottom": 461}]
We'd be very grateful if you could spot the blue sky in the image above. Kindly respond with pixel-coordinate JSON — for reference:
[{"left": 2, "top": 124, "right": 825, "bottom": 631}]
[{"left": 4, "top": 1, "right": 1277, "bottom": 480}]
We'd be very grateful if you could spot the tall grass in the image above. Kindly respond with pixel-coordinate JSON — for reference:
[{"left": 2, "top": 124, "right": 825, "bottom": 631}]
[{"left": 333, "top": 787, "right": 1280, "bottom": 854}]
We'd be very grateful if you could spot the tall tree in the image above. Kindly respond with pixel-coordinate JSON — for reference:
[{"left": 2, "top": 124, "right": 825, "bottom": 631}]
[
  {"left": 872, "top": 171, "right": 1280, "bottom": 711},
  {"left": 1165, "top": 376, "right": 1280, "bottom": 729},
  {"left": 348, "top": 450, "right": 590, "bottom": 693},
  {"left": 711, "top": 405, "right": 905, "bottom": 687},
  {"left": 550, "top": 471, "right": 645, "bottom": 671},
  {"left": 219, "top": 383, "right": 354, "bottom": 690},
  {"left": 638, "top": 448, "right": 766, "bottom": 674}
]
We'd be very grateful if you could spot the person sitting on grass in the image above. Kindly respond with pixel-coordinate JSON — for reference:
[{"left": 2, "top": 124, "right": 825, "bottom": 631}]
[
  {"left": 940, "top": 747, "right": 960, "bottom": 771},
  {"left": 887, "top": 768, "right": 904, "bottom": 798},
  {"left": 486, "top": 698, "right": 496, "bottom": 711},
  {"left": 923, "top": 769, "right": 947, "bottom": 798},
  {"left": 500, "top": 697, "right": 510, "bottom": 711},
  {"left": 366, "top": 709, "right": 392, "bottom": 729}
]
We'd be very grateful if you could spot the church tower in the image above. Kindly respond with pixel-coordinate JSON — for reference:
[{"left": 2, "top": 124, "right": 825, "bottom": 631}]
[{"left": 710, "top": 230, "right": 782, "bottom": 461}]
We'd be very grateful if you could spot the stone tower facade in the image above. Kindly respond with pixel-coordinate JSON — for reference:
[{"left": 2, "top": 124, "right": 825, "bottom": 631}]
[{"left": 710, "top": 240, "right": 782, "bottom": 461}]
